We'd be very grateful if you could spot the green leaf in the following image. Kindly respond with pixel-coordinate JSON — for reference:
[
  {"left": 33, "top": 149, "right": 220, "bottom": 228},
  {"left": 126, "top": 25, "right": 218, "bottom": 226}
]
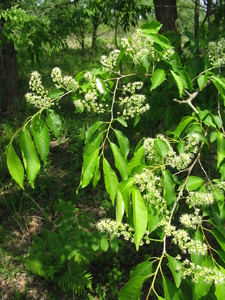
[
  {"left": 19, "top": 129, "right": 41, "bottom": 188},
  {"left": 110, "top": 233, "right": 119, "bottom": 253},
  {"left": 194, "top": 275, "right": 211, "bottom": 300},
  {"left": 114, "top": 117, "right": 128, "bottom": 127},
  {"left": 100, "top": 238, "right": 109, "bottom": 252},
  {"left": 186, "top": 176, "right": 204, "bottom": 191},
  {"left": 110, "top": 142, "right": 128, "bottom": 181},
  {"left": 46, "top": 109, "right": 62, "bottom": 137},
  {"left": 163, "top": 276, "right": 181, "bottom": 300},
  {"left": 150, "top": 69, "right": 165, "bottom": 91},
  {"left": 170, "top": 70, "right": 184, "bottom": 97},
  {"left": 93, "top": 156, "right": 101, "bottom": 188},
  {"left": 217, "top": 132, "right": 225, "bottom": 168},
  {"left": 209, "top": 229, "right": 225, "bottom": 252},
  {"left": 130, "top": 262, "right": 152, "bottom": 280},
  {"left": 212, "top": 115, "right": 223, "bottom": 129},
  {"left": 85, "top": 121, "right": 104, "bottom": 141},
  {"left": 168, "top": 116, "right": 196, "bottom": 139},
  {"left": 6, "top": 143, "right": 24, "bottom": 189},
  {"left": 167, "top": 255, "right": 183, "bottom": 288},
  {"left": 116, "top": 189, "right": 124, "bottom": 226},
  {"left": 141, "top": 21, "right": 162, "bottom": 34},
  {"left": 142, "top": 33, "right": 171, "bottom": 50},
  {"left": 81, "top": 149, "right": 99, "bottom": 188},
  {"left": 83, "top": 132, "right": 102, "bottom": 157},
  {"left": 48, "top": 90, "right": 64, "bottom": 99},
  {"left": 119, "top": 276, "right": 145, "bottom": 300},
  {"left": 163, "top": 170, "right": 176, "bottom": 206},
  {"left": 215, "top": 274, "right": 225, "bottom": 299},
  {"left": 117, "top": 178, "right": 134, "bottom": 224},
  {"left": 210, "top": 74, "right": 225, "bottom": 102},
  {"left": 128, "top": 146, "right": 145, "bottom": 175},
  {"left": 197, "top": 74, "right": 208, "bottom": 91},
  {"left": 32, "top": 119, "right": 50, "bottom": 165},
  {"left": 210, "top": 131, "right": 218, "bottom": 143},
  {"left": 132, "top": 186, "right": 147, "bottom": 250},
  {"left": 154, "top": 138, "right": 169, "bottom": 158},
  {"left": 103, "top": 157, "right": 118, "bottom": 204},
  {"left": 114, "top": 129, "right": 130, "bottom": 158}
]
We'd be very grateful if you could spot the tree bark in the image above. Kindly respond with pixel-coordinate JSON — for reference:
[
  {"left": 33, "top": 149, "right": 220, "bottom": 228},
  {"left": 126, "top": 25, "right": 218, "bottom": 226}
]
[
  {"left": 153, "top": 0, "right": 178, "bottom": 32},
  {"left": 0, "top": 19, "right": 19, "bottom": 113},
  {"left": 194, "top": 0, "right": 200, "bottom": 39}
]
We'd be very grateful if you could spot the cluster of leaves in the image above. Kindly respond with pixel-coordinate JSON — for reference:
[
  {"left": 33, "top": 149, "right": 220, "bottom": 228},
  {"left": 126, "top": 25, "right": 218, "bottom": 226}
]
[
  {"left": 5, "top": 21, "right": 225, "bottom": 299},
  {"left": 18, "top": 199, "right": 119, "bottom": 295}
]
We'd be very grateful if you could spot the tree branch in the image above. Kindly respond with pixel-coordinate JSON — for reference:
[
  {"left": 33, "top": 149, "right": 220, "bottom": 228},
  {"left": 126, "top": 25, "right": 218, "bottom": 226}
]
[{"left": 173, "top": 81, "right": 210, "bottom": 114}]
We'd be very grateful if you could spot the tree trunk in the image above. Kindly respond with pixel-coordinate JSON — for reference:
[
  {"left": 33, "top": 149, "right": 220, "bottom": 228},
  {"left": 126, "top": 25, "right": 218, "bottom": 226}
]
[
  {"left": 153, "top": 0, "right": 178, "bottom": 32},
  {"left": 0, "top": 19, "right": 19, "bottom": 113},
  {"left": 194, "top": 0, "right": 200, "bottom": 39},
  {"left": 91, "top": 22, "right": 99, "bottom": 49}
]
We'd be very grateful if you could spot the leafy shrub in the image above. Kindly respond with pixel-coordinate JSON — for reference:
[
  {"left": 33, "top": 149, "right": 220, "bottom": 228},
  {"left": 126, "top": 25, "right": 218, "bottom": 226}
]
[{"left": 6, "top": 21, "right": 225, "bottom": 299}]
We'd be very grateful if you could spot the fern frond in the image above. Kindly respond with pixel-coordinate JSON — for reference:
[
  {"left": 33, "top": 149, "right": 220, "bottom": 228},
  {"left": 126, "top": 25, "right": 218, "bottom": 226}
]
[{"left": 56, "top": 263, "right": 93, "bottom": 295}]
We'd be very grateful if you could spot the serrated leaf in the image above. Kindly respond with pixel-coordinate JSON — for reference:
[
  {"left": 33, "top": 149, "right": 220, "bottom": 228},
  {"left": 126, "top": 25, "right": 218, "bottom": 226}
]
[
  {"left": 155, "top": 138, "right": 169, "bottom": 158},
  {"left": 142, "top": 33, "right": 171, "bottom": 49},
  {"left": 114, "top": 129, "right": 130, "bottom": 158},
  {"left": 167, "top": 255, "right": 183, "bottom": 288},
  {"left": 197, "top": 74, "right": 208, "bottom": 91},
  {"left": 132, "top": 186, "right": 147, "bottom": 251},
  {"left": 128, "top": 145, "right": 145, "bottom": 175},
  {"left": 163, "top": 170, "right": 176, "bottom": 206},
  {"left": 150, "top": 69, "right": 165, "bottom": 91},
  {"left": 116, "top": 189, "right": 124, "bottom": 226},
  {"left": 6, "top": 143, "right": 24, "bottom": 189},
  {"left": 81, "top": 149, "right": 99, "bottom": 188},
  {"left": 110, "top": 142, "right": 128, "bottom": 181},
  {"left": 46, "top": 109, "right": 62, "bottom": 137},
  {"left": 103, "top": 157, "right": 118, "bottom": 204},
  {"left": 217, "top": 132, "right": 225, "bottom": 168},
  {"left": 32, "top": 119, "right": 50, "bottom": 165},
  {"left": 119, "top": 276, "right": 145, "bottom": 300},
  {"left": 19, "top": 129, "right": 40, "bottom": 188},
  {"left": 85, "top": 121, "right": 104, "bottom": 141},
  {"left": 130, "top": 262, "right": 152, "bottom": 280},
  {"left": 100, "top": 238, "right": 109, "bottom": 252}
]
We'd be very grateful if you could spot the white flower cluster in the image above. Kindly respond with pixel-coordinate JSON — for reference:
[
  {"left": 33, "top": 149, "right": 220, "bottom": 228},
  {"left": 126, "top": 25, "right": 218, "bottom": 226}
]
[
  {"left": 164, "top": 224, "right": 207, "bottom": 255},
  {"left": 208, "top": 38, "right": 225, "bottom": 67},
  {"left": 134, "top": 168, "right": 167, "bottom": 213},
  {"left": 180, "top": 259, "right": 225, "bottom": 285},
  {"left": 122, "top": 82, "right": 143, "bottom": 94},
  {"left": 144, "top": 134, "right": 200, "bottom": 170},
  {"left": 25, "top": 71, "right": 51, "bottom": 109},
  {"left": 162, "top": 48, "right": 175, "bottom": 60},
  {"left": 101, "top": 49, "right": 120, "bottom": 72},
  {"left": 96, "top": 218, "right": 151, "bottom": 246},
  {"left": 121, "top": 29, "right": 157, "bottom": 65},
  {"left": 51, "top": 67, "right": 79, "bottom": 92},
  {"left": 186, "top": 191, "right": 214, "bottom": 207},
  {"left": 119, "top": 94, "right": 150, "bottom": 119},
  {"left": 180, "top": 213, "right": 202, "bottom": 230}
]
